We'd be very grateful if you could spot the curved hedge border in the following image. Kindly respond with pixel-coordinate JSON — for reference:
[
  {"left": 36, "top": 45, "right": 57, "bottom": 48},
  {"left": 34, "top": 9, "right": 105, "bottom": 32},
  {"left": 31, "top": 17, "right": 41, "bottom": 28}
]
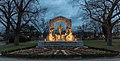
[
  {"left": 1, "top": 46, "right": 119, "bottom": 59},
  {"left": 1, "top": 45, "right": 36, "bottom": 56},
  {"left": 80, "top": 46, "right": 119, "bottom": 58}
]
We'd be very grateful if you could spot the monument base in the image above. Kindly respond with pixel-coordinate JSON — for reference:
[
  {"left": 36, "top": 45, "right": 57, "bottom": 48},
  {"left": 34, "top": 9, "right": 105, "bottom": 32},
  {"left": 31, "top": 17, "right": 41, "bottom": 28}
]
[{"left": 37, "top": 41, "right": 84, "bottom": 48}]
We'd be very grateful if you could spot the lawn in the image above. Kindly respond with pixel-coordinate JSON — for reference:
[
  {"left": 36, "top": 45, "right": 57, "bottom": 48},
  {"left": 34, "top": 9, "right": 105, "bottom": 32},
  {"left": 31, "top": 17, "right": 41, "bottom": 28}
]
[
  {"left": 0, "top": 41, "right": 38, "bottom": 53},
  {"left": 84, "top": 39, "right": 120, "bottom": 51}
]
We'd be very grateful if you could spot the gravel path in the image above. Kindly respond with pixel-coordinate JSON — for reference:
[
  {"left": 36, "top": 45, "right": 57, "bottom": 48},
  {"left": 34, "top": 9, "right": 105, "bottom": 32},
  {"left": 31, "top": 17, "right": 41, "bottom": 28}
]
[{"left": 0, "top": 57, "right": 120, "bottom": 61}]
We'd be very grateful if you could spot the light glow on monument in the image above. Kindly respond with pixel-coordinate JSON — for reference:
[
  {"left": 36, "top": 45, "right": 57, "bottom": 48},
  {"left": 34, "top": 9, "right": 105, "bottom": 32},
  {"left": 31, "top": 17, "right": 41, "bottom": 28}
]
[{"left": 46, "top": 16, "right": 75, "bottom": 42}]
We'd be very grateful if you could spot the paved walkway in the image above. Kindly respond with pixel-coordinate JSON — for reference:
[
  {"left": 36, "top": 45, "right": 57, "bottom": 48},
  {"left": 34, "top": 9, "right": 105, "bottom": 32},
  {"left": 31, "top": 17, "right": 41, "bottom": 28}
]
[{"left": 0, "top": 57, "right": 120, "bottom": 61}]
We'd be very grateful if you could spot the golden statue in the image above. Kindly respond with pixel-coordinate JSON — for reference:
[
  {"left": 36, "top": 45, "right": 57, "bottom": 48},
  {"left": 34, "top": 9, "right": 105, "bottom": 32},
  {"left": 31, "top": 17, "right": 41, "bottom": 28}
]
[
  {"left": 47, "top": 28, "right": 55, "bottom": 42},
  {"left": 66, "top": 29, "right": 75, "bottom": 42},
  {"left": 58, "top": 24, "right": 63, "bottom": 35}
]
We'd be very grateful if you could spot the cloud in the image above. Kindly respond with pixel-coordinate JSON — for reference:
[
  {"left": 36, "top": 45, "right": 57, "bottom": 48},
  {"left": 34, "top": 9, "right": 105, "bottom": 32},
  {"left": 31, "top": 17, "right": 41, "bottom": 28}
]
[{"left": 40, "top": 0, "right": 83, "bottom": 29}]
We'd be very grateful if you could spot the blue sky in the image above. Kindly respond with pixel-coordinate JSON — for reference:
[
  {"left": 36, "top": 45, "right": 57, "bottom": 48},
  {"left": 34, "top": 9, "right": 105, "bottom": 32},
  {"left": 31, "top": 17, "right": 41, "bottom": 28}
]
[{"left": 39, "top": 0, "right": 83, "bottom": 30}]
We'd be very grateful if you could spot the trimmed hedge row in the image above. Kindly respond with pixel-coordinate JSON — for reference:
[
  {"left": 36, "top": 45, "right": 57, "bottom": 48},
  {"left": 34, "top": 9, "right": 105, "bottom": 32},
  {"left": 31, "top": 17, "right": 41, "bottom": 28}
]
[
  {"left": 88, "top": 46, "right": 119, "bottom": 53},
  {"left": 1, "top": 46, "right": 119, "bottom": 59},
  {"left": 2, "top": 53, "right": 82, "bottom": 59},
  {"left": 80, "top": 46, "right": 119, "bottom": 58},
  {"left": 1, "top": 45, "right": 37, "bottom": 55},
  {"left": 2, "top": 52, "right": 118, "bottom": 59}
]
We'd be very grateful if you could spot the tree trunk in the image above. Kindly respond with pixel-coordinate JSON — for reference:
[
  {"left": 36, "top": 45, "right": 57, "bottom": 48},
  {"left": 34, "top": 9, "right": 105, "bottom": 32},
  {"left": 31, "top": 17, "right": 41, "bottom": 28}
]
[
  {"left": 102, "top": 25, "right": 107, "bottom": 42},
  {"left": 107, "top": 29, "right": 112, "bottom": 46},
  {"left": 5, "top": 33, "right": 9, "bottom": 45},
  {"left": 14, "top": 32, "right": 19, "bottom": 46},
  {"left": 104, "top": 33, "right": 107, "bottom": 42},
  {"left": 5, "top": 25, "right": 10, "bottom": 44}
]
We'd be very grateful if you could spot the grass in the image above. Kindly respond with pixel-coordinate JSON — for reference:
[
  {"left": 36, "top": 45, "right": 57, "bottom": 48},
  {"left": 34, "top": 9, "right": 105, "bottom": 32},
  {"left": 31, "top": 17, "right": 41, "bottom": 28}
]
[
  {"left": 0, "top": 41, "right": 38, "bottom": 53},
  {"left": 84, "top": 39, "right": 120, "bottom": 51}
]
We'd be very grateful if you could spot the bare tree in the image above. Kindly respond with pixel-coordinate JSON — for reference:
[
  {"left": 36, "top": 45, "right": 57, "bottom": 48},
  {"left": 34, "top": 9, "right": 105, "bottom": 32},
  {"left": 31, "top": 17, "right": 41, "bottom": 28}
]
[
  {"left": 31, "top": 17, "right": 49, "bottom": 38},
  {"left": 9, "top": 0, "right": 40, "bottom": 45},
  {"left": 0, "top": 0, "right": 16, "bottom": 44},
  {"left": 0, "top": 0, "right": 47, "bottom": 45},
  {"left": 87, "top": 20, "right": 102, "bottom": 38},
  {"left": 31, "top": 8, "right": 48, "bottom": 38},
  {"left": 74, "top": 0, "right": 120, "bottom": 46}
]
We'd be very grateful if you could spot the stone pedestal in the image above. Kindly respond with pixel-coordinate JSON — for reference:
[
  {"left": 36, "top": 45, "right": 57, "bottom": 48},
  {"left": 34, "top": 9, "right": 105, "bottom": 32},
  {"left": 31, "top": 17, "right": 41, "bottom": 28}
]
[{"left": 37, "top": 40, "right": 84, "bottom": 48}]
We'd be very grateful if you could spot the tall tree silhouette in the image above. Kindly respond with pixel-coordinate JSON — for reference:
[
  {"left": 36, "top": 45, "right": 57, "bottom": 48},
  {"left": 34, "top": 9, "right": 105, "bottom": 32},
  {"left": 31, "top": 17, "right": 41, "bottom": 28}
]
[{"left": 74, "top": 0, "right": 120, "bottom": 46}]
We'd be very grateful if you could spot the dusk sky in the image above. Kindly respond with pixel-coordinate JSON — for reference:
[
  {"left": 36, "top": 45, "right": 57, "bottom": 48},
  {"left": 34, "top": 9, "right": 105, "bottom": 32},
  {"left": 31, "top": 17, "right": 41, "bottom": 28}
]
[
  {"left": 39, "top": 0, "right": 84, "bottom": 30},
  {"left": 0, "top": 0, "right": 84, "bottom": 32}
]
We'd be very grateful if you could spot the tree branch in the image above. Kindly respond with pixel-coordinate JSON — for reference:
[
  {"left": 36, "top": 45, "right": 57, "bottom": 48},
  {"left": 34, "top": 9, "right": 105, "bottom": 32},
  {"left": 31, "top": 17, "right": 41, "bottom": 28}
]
[
  {"left": 18, "top": 19, "right": 30, "bottom": 31},
  {"left": 112, "top": 17, "right": 120, "bottom": 28},
  {"left": 107, "top": 0, "right": 119, "bottom": 20},
  {"left": 84, "top": 0, "right": 103, "bottom": 23},
  {"left": 23, "top": 0, "right": 32, "bottom": 11},
  {"left": 11, "top": 17, "right": 17, "bottom": 24},
  {"left": 112, "top": 11, "right": 120, "bottom": 18},
  {"left": 13, "top": 0, "right": 19, "bottom": 8},
  {"left": 0, "top": 17, "right": 7, "bottom": 27}
]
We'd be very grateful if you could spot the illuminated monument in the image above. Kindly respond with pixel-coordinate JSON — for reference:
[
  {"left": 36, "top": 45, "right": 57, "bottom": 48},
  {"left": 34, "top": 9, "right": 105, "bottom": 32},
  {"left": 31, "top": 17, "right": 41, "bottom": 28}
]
[
  {"left": 47, "top": 16, "right": 75, "bottom": 42},
  {"left": 38, "top": 16, "right": 83, "bottom": 48}
]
